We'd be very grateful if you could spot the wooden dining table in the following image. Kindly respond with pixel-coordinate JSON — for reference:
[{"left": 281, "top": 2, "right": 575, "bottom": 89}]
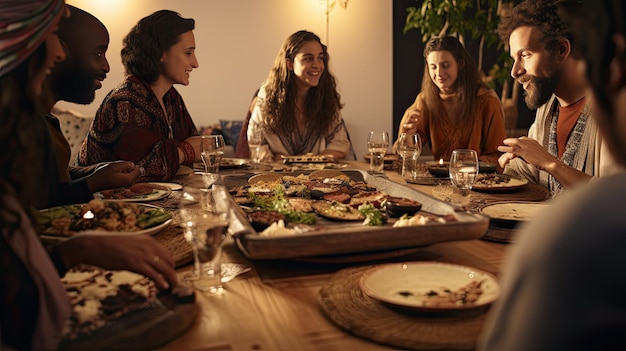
[{"left": 157, "top": 160, "right": 546, "bottom": 351}]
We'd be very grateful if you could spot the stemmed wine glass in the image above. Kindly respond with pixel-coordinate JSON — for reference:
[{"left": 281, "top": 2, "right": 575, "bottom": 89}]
[
  {"left": 449, "top": 149, "right": 478, "bottom": 202},
  {"left": 397, "top": 132, "right": 422, "bottom": 181},
  {"left": 201, "top": 135, "right": 225, "bottom": 173},
  {"left": 367, "top": 131, "right": 389, "bottom": 174},
  {"left": 178, "top": 180, "right": 230, "bottom": 294}
]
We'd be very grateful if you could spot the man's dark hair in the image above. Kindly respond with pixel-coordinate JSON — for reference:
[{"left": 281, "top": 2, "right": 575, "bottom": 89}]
[
  {"left": 498, "top": 0, "right": 571, "bottom": 53},
  {"left": 559, "top": 0, "right": 625, "bottom": 114}
]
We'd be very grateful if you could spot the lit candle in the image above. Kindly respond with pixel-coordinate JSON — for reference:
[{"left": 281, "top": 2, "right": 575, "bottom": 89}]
[
  {"left": 83, "top": 210, "right": 95, "bottom": 219},
  {"left": 439, "top": 158, "right": 444, "bottom": 165}
]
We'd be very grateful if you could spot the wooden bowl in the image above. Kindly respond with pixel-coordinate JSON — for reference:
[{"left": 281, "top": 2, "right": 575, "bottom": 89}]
[{"left": 426, "top": 161, "right": 450, "bottom": 177}]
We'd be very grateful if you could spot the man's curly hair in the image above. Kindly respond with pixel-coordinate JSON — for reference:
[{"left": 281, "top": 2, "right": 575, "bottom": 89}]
[{"left": 498, "top": 0, "right": 571, "bottom": 53}]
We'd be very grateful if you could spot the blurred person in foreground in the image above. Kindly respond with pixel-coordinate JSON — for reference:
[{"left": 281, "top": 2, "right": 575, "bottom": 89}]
[
  {"left": 78, "top": 10, "right": 201, "bottom": 181},
  {"left": 496, "top": 0, "right": 621, "bottom": 198},
  {"left": 394, "top": 35, "right": 506, "bottom": 166},
  {"left": 43, "top": 5, "right": 141, "bottom": 207},
  {"left": 247, "top": 30, "right": 355, "bottom": 162},
  {"left": 0, "top": 2, "right": 177, "bottom": 348},
  {"left": 480, "top": 0, "right": 626, "bottom": 350}
]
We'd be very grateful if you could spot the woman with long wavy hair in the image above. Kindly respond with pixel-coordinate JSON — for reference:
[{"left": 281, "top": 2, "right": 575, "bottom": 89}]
[
  {"left": 395, "top": 35, "right": 506, "bottom": 165},
  {"left": 248, "top": 30, "right": 355, "bottom": 162}
]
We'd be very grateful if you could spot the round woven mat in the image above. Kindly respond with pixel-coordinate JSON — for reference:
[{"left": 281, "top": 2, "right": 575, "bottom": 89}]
[{"left": 318, "top": 265, "right": 488, "bottom": 351}]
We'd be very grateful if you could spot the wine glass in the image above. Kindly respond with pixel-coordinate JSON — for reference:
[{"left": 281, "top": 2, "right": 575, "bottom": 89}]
[
  {"left": 367, "top": 131, "right": 389, "bottom": 174},
  {"left": 201, "top": 135, "right": 225, "bottom": 173},
  {"left": 449, "top": 149, "right": 478, "bottom": 205},
  {"left": 397, "top": 132, "right": 422, "bottom": 181},
  {"left": 178, "top": 182, "right": 230, "bottom": 294}
]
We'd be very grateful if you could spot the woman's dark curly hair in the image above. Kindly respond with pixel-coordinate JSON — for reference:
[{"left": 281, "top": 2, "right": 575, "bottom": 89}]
[
  {"left": 498, "top": 0, "right": 571, "bottom": 54},
  {"left": 261, "top": 30, "right": 343, "bottom": 141},
  {"left": 121, "top": 10, "right": 195, "bottom": 83}
]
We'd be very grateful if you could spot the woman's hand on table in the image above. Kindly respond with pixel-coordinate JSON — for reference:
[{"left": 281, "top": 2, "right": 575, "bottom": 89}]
[{"left": 58, "top": 234, "right": 178, "bottom": 290}]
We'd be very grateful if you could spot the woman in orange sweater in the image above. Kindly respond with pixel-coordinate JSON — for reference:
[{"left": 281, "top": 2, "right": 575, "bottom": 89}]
[{"left": 395, "top": 36, "right": 506, "bottom": 165}]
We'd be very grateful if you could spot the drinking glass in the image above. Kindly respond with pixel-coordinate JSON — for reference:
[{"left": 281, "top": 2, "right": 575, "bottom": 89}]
[
  {"left": 367, "top": 131, "right": 389, "bottom": 173},
  {"left": 201, "top": 135, "right": 225, "bottom": 173},
  {"left": 449, "top": 149, "right": 478, "bottom": 205},
  {"left": 397, "top": 132, "right": 422, "bottom": 181},
  {"left": 179, "top": 183, "right": 229, "bottom": 294},
  {"left": 247, "top": 125, "right": 263, "bottom": 164}
]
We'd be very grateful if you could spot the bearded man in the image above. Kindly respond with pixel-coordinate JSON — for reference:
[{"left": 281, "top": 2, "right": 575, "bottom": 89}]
[
  {"left": 496, "top": 0, "right": 621, "bottom": 197},
  {"left": 42, "top": 5, "right": 141, "bottom": 207}
]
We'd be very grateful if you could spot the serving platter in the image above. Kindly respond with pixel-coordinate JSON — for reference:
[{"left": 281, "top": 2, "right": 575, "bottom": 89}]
[
  {"left": 359, "top": 262, "right": 500, "bottom": 313},
  {"left": 226, "top": 169, "right": 489, "bottom": 260},
  {"left": 59, "top": 292, "right": 197, "bottom": 351}
]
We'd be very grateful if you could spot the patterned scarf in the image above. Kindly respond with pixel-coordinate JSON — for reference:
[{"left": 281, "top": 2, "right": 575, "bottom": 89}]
[
  {"left": 0, "top": 0, "right": 66, "bottom": 78},
  {"left": 547, "top": 101, "right": 589, "bottom": 194}
]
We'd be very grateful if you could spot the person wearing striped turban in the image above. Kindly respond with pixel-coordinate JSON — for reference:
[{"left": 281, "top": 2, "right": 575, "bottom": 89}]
[
  {"left": 0, "top": 2, "right": 180, "bottom": 347},
  {"left": 0, "top": 1, "right": 70, "bottom": 349}
]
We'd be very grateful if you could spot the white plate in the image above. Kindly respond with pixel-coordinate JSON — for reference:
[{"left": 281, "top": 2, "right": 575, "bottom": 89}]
[
  {"left": 94, "top": 188, "right": 170, "bottom": 202},
  {"left": 359, "top": 262, "right": 500, "bottom": 313},
  {"left": 479, "top": 201, "right": 549, "bottom": 223},
  {"left": 39, "top": 203, "right": 172, "bottom": 239},
  {"left": 141, "top": 182, "right": 182, "bottom": 191}
]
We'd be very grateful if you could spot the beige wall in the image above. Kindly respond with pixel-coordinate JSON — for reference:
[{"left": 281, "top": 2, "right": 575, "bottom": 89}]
[{"left": 60, "top": 0, "right": 392, "bottom": 159}]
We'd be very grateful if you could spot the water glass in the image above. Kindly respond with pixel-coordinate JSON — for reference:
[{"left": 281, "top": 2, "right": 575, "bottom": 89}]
[
  {"left": 449, "top": 149, "right": 478, "bottom": 205},
  {"left": 179, "top": 184, "right": 230, "bottom": 294},
  {"left": 201, "top": 135, "right": 225, "bottom": 173},
  {"left": 248, "top": 127, "right": 263, "bottom": 163},
  {"left": 367, "top": 131, "right": 389, "bottom": 173},
  {"left": 397, "top": 132, "right": 422, "bottom": 181}
]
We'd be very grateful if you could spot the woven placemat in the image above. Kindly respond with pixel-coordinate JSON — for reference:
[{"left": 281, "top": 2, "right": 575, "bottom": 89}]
[
  {"left": 318, "top": 265, "right": 488, "bottom": 351},
  {"left": 153, "top": 224, "right": 193, "bottom": 268}
]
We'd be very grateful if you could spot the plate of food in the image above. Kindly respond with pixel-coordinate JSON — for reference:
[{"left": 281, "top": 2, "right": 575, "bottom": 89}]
[
  {"left": 37, "top": 200, "right": 173, "bottom": 238},
  {"left": 359, "top": 262, "right": 500, "bottom": 313},
  {"left": 479, "top": 201, "right": 549, "bottom": 225},
  {"left": 59, "top": 265, "right": 196, "bottom": 350},
  {"left": 472, "top": 173, "right": 528, "bottom": 192},
  {"left": 220, "top": 157, "right": 250, "bottom": 169},
  {"left": 94, "top": 183, "right": 171, "bottom": 202},
  {"left": 282, "top": 153, "right": 335, "bottom": 164}
]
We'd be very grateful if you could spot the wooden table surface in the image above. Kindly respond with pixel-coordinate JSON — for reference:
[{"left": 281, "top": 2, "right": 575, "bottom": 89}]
[{"left": 158, "top": 160, "right": 533, "bottom": 351}]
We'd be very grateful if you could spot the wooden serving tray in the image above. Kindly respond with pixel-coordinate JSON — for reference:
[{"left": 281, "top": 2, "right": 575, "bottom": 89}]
[
  {"left": 58, "top": 293, "right": 197, "bottom": 351},
  {"left": 226, "top": 170, "right": 489, "bottom": 260}
]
